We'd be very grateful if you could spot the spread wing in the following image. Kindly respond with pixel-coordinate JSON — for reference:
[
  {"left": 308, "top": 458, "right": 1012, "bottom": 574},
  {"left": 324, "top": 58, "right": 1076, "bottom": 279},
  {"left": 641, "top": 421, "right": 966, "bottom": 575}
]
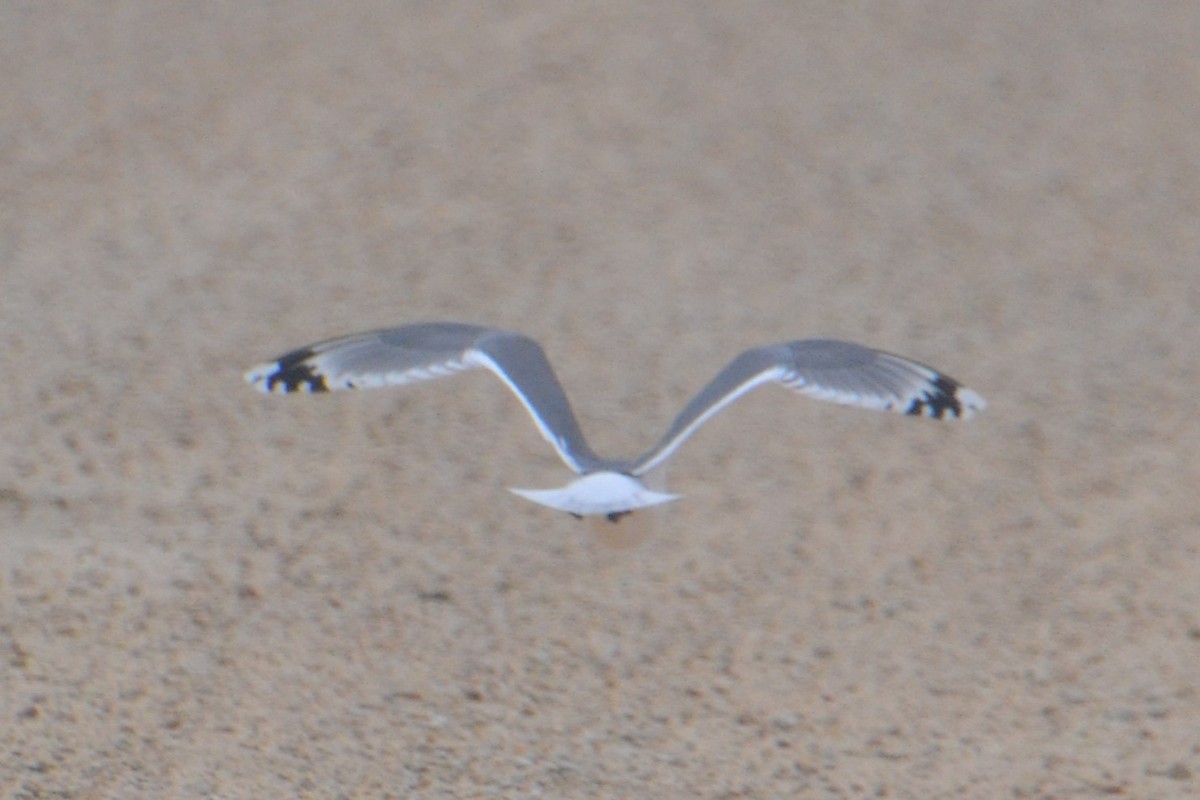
[
  {"left": 631, "top": 339, "right": 985, "bottom": 475},
  {"left": 245, "top": 322, "right": 603, "bottom": 473}
]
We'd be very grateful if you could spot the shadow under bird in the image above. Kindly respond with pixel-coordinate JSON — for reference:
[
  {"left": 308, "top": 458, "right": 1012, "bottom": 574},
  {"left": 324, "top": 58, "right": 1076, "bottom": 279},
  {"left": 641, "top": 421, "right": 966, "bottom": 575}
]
[{"left": 245, "top": 322, "right": 985, "bottom": 521}]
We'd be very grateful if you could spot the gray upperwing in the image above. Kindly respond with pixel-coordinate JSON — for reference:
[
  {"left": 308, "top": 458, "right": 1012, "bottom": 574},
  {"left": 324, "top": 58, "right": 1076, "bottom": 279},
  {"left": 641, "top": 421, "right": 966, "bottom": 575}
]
[
  {"left": 777, "top": 339, "right": 986, "bottom": 420},
  {"left": 630, "top": 339, "right": 985, "bottom": 476},
  {"left": 248, "top": 328, "right": 983, "bottom": 479},
  {"left": 245, "top": 322, "right": 604, "bottom": 472},
  {"left": 473, "top": 331, "right": 604, "bottom": 473},
  {"left": 246, "top": 322, "right": 495, "bottom": 393},
  {"left": 631, "top": 346, "right": 787, "bottom": 476}
]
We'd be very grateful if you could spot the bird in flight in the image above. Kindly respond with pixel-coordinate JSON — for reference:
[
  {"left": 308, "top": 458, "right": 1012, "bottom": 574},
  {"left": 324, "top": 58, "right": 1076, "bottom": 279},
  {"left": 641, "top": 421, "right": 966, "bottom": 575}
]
[{"left": 245, "top": 322, "right": 985, "bottom": 521}]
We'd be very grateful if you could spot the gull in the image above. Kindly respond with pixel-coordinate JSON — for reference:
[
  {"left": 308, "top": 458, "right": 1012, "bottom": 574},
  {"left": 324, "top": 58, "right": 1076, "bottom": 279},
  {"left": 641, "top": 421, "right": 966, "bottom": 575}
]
[{"left": 245, "top": 322, "right": 985, "bottom": 520}]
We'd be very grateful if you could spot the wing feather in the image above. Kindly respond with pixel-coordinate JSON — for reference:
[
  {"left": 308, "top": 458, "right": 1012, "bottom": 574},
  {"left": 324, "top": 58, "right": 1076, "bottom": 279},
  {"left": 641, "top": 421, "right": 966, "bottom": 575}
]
[
  {"left": 245, "top": 322, "right": 601, "bottom": 472},
  {"left": 631, "top": 339, "right": 984, "bottom": 475}
]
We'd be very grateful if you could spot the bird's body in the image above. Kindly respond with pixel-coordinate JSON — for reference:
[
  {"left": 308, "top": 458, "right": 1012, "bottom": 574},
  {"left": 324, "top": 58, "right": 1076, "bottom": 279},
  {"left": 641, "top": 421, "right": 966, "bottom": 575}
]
[{"left": 245, "top": 322, "right": 984, "bottom": 518}]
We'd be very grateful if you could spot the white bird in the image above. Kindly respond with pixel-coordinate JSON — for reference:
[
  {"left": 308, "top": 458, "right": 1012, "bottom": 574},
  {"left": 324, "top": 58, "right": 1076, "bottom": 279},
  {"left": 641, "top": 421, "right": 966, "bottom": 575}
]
[{"left": 245, "top": 322, "right": 985, "bottom": 520}]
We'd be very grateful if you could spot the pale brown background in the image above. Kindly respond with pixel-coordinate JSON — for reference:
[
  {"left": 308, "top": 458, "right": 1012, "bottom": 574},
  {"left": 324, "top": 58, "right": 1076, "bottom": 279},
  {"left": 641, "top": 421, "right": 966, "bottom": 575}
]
[{"left": 2, "top": 3, "right": 1198, "bottom": 798}]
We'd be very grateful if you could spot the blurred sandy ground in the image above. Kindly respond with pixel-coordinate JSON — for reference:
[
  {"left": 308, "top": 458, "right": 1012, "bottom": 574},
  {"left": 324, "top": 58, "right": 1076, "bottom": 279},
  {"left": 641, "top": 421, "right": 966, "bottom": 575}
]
[{"left": 2, "top": 2, "right": 1197, "bottom": 797}]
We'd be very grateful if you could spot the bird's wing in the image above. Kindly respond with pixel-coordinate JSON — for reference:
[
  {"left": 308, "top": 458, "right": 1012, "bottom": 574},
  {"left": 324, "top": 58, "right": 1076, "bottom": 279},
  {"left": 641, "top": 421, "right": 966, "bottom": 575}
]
[
  {"left": 631, "top": 339, "right": 985, "bottom": 475},
  {"left": 245, "top": 322, "right": 601, "bottom": 473}
]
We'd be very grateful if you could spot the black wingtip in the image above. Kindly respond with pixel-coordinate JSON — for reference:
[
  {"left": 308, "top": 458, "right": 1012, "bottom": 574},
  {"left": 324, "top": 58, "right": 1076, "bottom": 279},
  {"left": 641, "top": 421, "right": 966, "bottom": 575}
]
[
  {"left": 260, "top": 348, "right": 330, "bottom": 393},
  {"left": 905, "top": 374, "right": 965, "bottom": 420}
]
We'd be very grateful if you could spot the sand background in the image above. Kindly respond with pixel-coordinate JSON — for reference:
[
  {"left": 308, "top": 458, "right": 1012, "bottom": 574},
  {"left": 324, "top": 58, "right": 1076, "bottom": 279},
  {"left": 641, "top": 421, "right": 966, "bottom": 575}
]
[{"left": 2, "top": 3, "right": 1198, "bottom": 798}]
